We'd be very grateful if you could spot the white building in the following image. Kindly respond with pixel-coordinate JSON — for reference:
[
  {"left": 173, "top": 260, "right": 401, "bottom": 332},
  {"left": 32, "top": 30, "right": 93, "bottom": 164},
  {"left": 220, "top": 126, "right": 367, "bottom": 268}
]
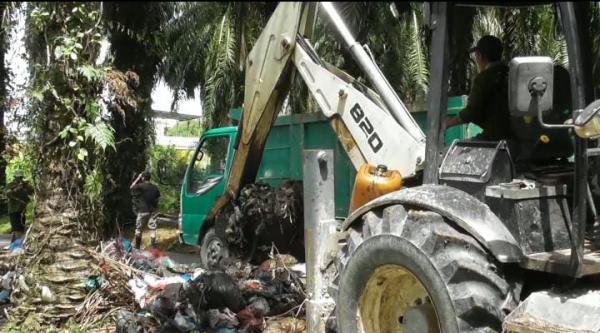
[{"left": 151, "top": 80, "right": 203, "bottom": 150}]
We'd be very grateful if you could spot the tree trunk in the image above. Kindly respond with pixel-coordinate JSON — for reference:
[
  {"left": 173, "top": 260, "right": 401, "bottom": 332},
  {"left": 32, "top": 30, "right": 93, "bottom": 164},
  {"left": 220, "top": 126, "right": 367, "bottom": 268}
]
[
  {"left": 102, "top": 3, "right": 166, "bottom": 236},
  {"left": 7, "top": 3, "right": 117, "bottom": 330},
  {"left": 0, "top": 2, "right": 8, "bottom": 214}
]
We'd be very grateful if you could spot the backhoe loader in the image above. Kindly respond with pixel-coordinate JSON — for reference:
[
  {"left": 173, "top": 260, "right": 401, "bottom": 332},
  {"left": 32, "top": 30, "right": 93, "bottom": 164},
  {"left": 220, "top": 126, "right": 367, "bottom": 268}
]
[{"left": 205, "top": 2, "right": 600, "bottom": 332}]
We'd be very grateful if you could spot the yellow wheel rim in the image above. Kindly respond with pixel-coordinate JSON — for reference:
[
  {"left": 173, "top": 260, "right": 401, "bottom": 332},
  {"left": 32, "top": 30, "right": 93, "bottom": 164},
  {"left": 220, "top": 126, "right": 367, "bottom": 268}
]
[{"left": 358, "top": 264, "right": 440, "bottom": 333}]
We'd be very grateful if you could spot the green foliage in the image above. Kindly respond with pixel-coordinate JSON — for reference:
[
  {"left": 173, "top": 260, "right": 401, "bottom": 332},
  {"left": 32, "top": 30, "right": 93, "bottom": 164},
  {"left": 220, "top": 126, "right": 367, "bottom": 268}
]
[
  {"left": 100, "top": 3, "right": 173, "bottom": 234},
  {"left": 25, "top": 2, "right": 116, "bottom": 230},
  {"left": 406, "top": 10, "right": 429, "bottom": 98},
  {"left": 5, "top": 146, "right": 35, "bottom": 184},
  {"left": 58, "top": 116, "right": 116, "bottom": 161},
  {"left": 0, "top": 215, "right": 10, "bottom": 234},
  {"left": 470, "top": 5, "right": 568, "bottom": 75},
  {"left": 310, "top": 3, "right": 430, "bottom": 106},
  {"left": 84, "top": 168, "right": 102, "bottom": 203},
  {"left": 149, "top": 145, "right": 191, "bottom": 213},
  {"left": 83, "top": 121, "right": 116, "bottom": 151},
  {"left": 160, "top": 3, "right": 273, "bottom": 127},
  {"left": 2, "top": 146, "right": 37, "bottom": 225},
  {"left": 77, "top": 64, "right": 103, "bottom": 82},
  {"left": 165, "top": 119, "right": 204, "bottom": 137}
]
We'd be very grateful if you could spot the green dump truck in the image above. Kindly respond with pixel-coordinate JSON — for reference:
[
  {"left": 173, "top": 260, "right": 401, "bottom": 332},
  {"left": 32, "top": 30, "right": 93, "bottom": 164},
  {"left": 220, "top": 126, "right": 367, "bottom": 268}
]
[{"left": 177, "top": 96, "right": 478, "bottom": 249}]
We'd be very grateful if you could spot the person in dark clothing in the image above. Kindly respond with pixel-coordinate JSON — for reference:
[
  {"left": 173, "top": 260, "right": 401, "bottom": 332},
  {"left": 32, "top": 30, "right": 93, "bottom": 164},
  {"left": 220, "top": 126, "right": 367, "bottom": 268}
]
[
  {"left": 7, "top": 170, "right": 34, "bottom": 243},
  {"left": 447, "top": 35, "right": 510, "bottom": 141},
  {"left": 130, "top": 171, "right": 161, "bottom": 249}
]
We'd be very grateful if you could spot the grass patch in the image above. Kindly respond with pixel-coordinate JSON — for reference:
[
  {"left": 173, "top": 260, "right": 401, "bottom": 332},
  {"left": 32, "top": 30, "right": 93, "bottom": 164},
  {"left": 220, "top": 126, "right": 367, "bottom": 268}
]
[
  {"left": 120, "top": 223, "right": 199, "bottom": 254},
  {"left": 0, "top": 215, "right": 10, "bottom": 234},
  {"left": 0, "top": 210, "right": 35, "bottom": 234}
]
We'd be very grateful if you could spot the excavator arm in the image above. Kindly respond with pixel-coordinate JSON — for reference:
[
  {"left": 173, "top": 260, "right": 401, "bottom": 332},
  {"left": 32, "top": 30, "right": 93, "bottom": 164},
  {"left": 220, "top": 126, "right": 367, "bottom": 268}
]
[{"left": 210, "top": 2, "right": 425, "bottom": 219}]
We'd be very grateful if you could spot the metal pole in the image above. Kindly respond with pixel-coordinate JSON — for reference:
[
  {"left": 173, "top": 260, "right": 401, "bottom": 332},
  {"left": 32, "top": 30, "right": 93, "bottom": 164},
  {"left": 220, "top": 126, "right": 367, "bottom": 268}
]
[
  {"left": 559, "top": 2, "right": 593, "bottom": 277},
  {"left": 320, "top": 2, "right": 426, "bottom": 143},
  {"left": 303, "top": 150, "right": 337, "bottom": 333},
  {"left": 423, "top": 2, "right": 451, "bottom": 185}
]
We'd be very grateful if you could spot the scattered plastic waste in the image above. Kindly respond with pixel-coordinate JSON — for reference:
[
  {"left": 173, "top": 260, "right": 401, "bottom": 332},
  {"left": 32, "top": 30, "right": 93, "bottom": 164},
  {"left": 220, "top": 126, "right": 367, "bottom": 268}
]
[
  {"left": 119, "top": 251, "right": 306, "bottom": 332},
  {"left": 1, "top": 271, "right": 15, "bottom": 291},
  {"left": 98, "top": 231, "right": 307, "bottom": 331},
  {"left": 9, "top": 238, "right": 24, "bottom": 253},
  {"left": 0, "top": 290, "right": 10, "bottom": 303},
  {"left": 85, "top": 275, "right": 106, "bottom": 291},
  {"left": 173, "top": 310, "right": 196, "bottom": 332}
]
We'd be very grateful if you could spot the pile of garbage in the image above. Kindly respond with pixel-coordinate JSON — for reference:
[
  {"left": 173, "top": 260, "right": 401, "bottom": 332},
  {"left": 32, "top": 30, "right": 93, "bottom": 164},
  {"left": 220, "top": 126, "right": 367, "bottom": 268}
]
[
  {"left": 217, "top": 180, "right": 305, "bottom": 264},
  {"left": 0, "top": 265, "right": 15, "bottom": 323},
  {"left": 0, "top": 237, "right": 26, "bottom": 324},
  {"left": 101, "top": 238, "right": 308, "bottom": 333},
  {"left": 0, "top": 181, "right": 308, "bottom": 332}
]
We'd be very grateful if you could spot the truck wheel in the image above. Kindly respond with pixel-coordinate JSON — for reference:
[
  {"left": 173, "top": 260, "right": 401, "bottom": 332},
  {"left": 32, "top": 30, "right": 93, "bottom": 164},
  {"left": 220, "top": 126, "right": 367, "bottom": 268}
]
[
  {"left": 200, "top": 227, "right": 230, "bottom": 270},
  {"left": 335, "top": 205, "right": 520, "bottom": 333}
]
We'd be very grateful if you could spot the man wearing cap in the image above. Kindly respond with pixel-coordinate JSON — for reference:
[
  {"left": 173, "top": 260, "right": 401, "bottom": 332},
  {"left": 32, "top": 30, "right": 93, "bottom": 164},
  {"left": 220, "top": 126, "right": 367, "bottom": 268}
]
[
  {"left": 447, "top": 35, "right": 510, "bottom": 141},
  {"left": 130, "top": 170, "right": 161, "bottom": 249},
  {"left": 7, "top": 170, "right": 34, "bottom": 243}
]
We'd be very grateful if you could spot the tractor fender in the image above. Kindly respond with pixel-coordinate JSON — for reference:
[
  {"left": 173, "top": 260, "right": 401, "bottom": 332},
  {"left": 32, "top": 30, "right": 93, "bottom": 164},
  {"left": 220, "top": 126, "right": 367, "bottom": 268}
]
[{"left": 342, "top": 184, "right": 523, "bottom": 263}]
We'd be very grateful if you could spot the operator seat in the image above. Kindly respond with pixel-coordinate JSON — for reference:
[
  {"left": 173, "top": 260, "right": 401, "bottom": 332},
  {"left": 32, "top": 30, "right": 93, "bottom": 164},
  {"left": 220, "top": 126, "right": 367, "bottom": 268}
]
[{"left": 507, "top": 64, "right": 574, "bottom": 176}]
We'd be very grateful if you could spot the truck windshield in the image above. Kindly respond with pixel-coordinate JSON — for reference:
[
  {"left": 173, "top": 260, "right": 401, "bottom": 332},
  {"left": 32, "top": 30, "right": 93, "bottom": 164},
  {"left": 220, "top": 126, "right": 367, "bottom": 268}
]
[{"left": 188, "top": 135, "right": 230, "bottom": 194}]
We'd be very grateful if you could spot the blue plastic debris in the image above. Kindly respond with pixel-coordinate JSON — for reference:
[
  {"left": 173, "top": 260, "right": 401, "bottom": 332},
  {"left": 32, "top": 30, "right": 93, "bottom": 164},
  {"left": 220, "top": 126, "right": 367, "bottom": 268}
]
[
  {"left": 9, "top": 238, "right": 24, "bottom": 252},
  {"left": 121, "top": 237, "right": 132, "bottom": 253},
  {"left": 0, "top": 289, "right": 10, "bottom": 303},
  {"left": 86, "top": 275, "right": 106, "bottom": 291}
]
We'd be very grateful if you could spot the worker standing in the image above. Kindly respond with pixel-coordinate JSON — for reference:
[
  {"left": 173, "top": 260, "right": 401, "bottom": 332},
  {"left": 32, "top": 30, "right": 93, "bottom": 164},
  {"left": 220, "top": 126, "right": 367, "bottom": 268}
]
[
  {"left": 446, "top": 35, "right": 510, "bottom": 141},
  {"left": 7, "top": 170, "right": 34, "bottom": 244},
  {"left": 130, "top": 171, "right": 161, "bottom": 249}
]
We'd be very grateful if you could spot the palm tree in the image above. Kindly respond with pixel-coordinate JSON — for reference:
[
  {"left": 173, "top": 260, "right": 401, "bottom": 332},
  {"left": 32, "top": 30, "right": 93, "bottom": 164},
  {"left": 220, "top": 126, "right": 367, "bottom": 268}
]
[
  {"left": 14, "top": 3, "right": 121, "bottom": 329},
  {"left": 160, "top": 2, "right": 275, "bottom": 128},
  {"left": 158, "top": 2, "right": 589, "bottom": 119},
  {"left": 448, "top": 5, "right": 476, "bottom": 95},
  {"left": 102, "top": 2, "right": 173, "bottom": 235},
  {"left": 294, "top": 2, "right": 430, "bottom": 111},
  {"left": 0, "top": 2, "right": 11, "bottom": 213}
]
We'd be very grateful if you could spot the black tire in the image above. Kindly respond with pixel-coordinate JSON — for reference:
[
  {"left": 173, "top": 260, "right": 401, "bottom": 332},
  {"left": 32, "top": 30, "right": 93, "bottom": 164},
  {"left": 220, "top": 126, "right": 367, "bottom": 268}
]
[
  {"left": 200, "top": 227, "right": 230, "bottom": 270},
  {"left": 335, "top": 205, "right": 521, "bottom": 333}
]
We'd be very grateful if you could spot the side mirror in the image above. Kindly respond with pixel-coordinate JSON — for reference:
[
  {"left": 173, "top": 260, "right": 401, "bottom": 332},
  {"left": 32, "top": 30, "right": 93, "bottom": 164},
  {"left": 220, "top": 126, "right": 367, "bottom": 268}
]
[{"left": 509, "top": 57, "right": 554, "bottom": 117}]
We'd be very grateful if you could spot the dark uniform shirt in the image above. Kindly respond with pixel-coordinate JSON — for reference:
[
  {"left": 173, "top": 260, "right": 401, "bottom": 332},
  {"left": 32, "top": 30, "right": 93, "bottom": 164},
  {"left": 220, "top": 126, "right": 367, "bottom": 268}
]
[
  {"left": 7, "top": 179, "right": 34, "bottom": 214},
  {"left": 131, "top": 182, "right": 161, "bottom": 213},
  {"left": 458, "top": 62, "right": 510, "bottom": 141}
]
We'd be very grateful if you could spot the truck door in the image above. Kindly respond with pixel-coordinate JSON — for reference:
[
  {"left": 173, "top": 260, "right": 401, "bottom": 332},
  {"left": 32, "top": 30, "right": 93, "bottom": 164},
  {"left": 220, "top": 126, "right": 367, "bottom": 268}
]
[{"left": 181, "top": 133, "right": 232, "bottom": 244}]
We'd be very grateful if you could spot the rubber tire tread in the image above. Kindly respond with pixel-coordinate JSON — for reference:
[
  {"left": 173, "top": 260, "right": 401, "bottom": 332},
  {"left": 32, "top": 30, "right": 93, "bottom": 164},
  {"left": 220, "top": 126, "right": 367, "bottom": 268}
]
[
  {"left": 200, "top": 227, "right": 230, "bottom": 269},
  {"left": 335, "top": 205, "right": 515, "bottom": 333}
]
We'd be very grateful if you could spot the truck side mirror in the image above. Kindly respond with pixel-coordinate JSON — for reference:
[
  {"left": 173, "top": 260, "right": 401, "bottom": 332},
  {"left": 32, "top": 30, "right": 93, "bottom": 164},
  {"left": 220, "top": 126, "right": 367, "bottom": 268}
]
[{"left": 508, "top": 57, "right": 554, "bottom": 117}]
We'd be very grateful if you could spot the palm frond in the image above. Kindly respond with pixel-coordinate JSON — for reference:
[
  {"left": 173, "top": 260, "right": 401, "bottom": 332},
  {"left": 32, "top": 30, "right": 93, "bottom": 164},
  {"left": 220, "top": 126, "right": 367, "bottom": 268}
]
[
  {"left": 406, "top": 10, "right": 428, "bottom": 98},
  {"left": 84, "top": 121, "right": 116, "bottom": 151}
]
